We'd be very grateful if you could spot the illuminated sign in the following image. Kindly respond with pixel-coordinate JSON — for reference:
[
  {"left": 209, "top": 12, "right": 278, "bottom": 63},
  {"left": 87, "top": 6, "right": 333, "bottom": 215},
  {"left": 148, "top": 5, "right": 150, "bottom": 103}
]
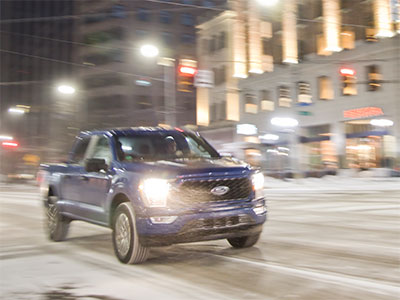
[
  {"left": 237, "top": 124, "right": 258, "bottom": 135},
  {"left": 343, "top": 107, "right": 384, "bottom": 119}
]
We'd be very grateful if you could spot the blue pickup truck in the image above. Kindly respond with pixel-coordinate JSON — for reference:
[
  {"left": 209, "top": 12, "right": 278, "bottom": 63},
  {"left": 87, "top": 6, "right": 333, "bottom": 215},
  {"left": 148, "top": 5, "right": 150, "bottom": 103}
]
[{"left": 38, "top": 127, "right": 266, "bottom": 264}]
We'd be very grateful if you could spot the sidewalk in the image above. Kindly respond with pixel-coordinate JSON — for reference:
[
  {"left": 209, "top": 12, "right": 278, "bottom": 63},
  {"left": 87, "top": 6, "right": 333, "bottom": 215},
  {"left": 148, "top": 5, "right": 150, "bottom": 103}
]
[{"left": 264, "top": 175, "right": 400, "bottom": 193}]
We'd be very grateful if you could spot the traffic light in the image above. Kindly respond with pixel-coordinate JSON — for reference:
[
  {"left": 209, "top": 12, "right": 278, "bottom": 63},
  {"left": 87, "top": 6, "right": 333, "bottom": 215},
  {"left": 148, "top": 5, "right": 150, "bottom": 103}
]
[
  {"left": 177, "top": 59, "right": 197, "bottom": 93},
  {"left": 340, "top": 67, "right": 357, "bottom": 96}
]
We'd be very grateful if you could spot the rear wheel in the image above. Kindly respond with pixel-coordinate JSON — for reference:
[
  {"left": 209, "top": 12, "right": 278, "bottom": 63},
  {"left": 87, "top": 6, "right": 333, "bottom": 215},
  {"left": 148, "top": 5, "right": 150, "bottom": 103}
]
[
  {"left": 112, "top": 202, "right": 149, "bottom": 264},
  {"left": 227, "top": 233, "right": 261, "bottom": 248},
  {"left": 45, "top": 195, "right": 70, "bottom": 241}
]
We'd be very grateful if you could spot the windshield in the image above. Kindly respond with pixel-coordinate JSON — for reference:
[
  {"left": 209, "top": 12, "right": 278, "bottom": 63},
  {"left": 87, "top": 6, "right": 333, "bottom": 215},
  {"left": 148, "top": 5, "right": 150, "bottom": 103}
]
[{"left": 114, "top": 132, "right": 220, "bottom": 162}]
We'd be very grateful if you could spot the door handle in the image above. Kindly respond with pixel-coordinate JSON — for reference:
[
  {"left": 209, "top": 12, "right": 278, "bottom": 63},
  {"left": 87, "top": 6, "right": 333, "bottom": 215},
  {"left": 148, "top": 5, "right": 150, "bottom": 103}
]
[{"left": 79, "top": 175, "right": 89, "bottom": 181}]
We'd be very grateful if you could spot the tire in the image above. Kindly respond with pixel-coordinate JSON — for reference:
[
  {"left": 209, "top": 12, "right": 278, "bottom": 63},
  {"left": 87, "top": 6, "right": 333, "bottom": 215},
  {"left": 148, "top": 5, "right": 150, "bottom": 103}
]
[
  {"left": 45, "top": 195, "right": 70, "bottom": 242},
  {"left": 112, "top": 202, "right": 150, "bottom": 264},
  {"left": 227, "top": 233, "right": 261, "bottom": 249}
]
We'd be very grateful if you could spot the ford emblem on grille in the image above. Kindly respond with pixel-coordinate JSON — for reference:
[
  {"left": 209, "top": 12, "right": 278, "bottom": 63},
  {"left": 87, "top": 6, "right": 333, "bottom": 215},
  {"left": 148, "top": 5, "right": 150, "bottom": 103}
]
[{"left": 210, "top": 186, "right": 230, "bottom": 196}]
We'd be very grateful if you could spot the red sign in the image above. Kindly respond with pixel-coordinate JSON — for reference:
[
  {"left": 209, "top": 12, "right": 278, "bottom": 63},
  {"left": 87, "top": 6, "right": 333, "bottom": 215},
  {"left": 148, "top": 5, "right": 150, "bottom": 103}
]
[
  {"left": 2, "top": 141, "right": 19, "bottom": 148},
  {"left": 343, "top": 107, "right": 384, "bottom": 119},
  {"left": 340, "top": 68, "right": 356, "bottom": 76},
  {"left": 178, "top": 66, "right": 197, "bottom": 77}
]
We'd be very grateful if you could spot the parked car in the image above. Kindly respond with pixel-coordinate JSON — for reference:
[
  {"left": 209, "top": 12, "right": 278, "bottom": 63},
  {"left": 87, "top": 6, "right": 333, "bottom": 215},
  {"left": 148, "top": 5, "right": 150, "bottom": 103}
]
[{"left": 38, "top": 127, "right": 267, "bottom": 264}]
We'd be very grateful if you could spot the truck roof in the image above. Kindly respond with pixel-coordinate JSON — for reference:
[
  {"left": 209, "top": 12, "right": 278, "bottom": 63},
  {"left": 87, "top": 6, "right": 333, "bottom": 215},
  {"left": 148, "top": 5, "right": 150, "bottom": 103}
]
[{"left": 79, "top": 126, "right": 192, "bottom": 137}]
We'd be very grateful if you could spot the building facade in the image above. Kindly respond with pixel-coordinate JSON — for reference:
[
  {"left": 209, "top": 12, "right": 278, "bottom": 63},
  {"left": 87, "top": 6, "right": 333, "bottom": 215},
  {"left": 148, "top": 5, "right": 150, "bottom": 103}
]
[
  {"left": 196, "top": 0, "right": 400, "bottom": 174},
  {"left": 239, "top": 36, "right": 400, "bottom": 174},
  {"left": 78, "top": 0, "right": 227, "bottom": 130},
  {"left": 0, "top": 0, "right": 78, "bottom": 162}
]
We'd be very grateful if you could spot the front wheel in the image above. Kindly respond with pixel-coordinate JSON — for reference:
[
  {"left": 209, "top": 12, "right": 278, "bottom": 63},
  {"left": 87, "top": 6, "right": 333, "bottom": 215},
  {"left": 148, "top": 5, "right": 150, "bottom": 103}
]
[
  {"left": 45, "top": 195, "right": 70, "bottom": 242},
  {"left": 112, "top": 202, "right": 150, "bottom": 264},
  {"left": 227, "top": 233, "right": 261, "bottom": 248}
]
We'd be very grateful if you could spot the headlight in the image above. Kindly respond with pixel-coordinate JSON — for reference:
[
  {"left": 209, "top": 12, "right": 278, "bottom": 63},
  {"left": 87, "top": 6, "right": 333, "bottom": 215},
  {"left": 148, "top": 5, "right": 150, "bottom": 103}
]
[
  {"left": 139, "top": 178, "right": 170, "bottom": 207},
  {"left": 252, "top": 172, "right": 264, "bottom": 191}
]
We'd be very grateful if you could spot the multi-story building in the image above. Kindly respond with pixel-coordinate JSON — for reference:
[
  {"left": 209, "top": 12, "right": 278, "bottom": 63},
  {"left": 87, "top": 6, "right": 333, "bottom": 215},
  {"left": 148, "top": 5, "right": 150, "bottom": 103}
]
[
  {"left": 79, "top": 0, "right": 227, "bottom": 130},
  {"left": 196, "top": 0, "right": 400, "bottom": 174},
  {"left": 0, "top": 0, "right": 77, "bottom": 162}
]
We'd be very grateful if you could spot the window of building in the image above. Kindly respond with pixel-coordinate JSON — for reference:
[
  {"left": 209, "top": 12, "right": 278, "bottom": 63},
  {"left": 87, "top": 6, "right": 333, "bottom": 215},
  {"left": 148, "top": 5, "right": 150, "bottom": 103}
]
[
  {"left": 137, "top": 95, "right": 153, "bottom": 109},
  {"left": 318, "top": 76, "right": 334, "bottom": 100},
  {"left": 83, "top": 49, "right": 124, "bottom": 66},
  {"left": 213, "top": 66, "right": 226, "bottom": 86},
  {"left": 181, "top": 13, "right": 194, "bottom": 26},
  {"left": 84, "top": 12, "right": 107, "bottom": 24},
  {"left": 209, "top": 36, "right": 216, "bottom": 53},
  {"left": 260, "top": 90, "right": 274, "bottom": 111},
  {"left": 262, "top": 38, "right": 273, "bottom": 56},
  {"left": 181, "top": 33, "right": 195, "bottom": 44},
  {"left": 202, "top": 0, "right": 215, "bottom": 7},
  {"left": 111, "top": 4, "right": 126, "bottom": 18},
  {"left": 218, "top": 101, "right": 226, "bottom": 120},
  {"left": 137, "top": 8, "right": 150, "bottom": 21},
  {"left": 340, "top": 30, "right": 355, "bottom": 50},
  {"left": 342, "top": 74, "right": 357, "bottom": 96},
  {"left": 278, "top": 86, "right": 291, "bottom": 107},
  {"left": 161, "top": 31, "right": 174, "bottom": 45},
  {"left": 314, "top": 1, "right": 322, "bottom": 19},
  {"left": 160, "top": 10, "right": 172, "bottom": 24},
  {"left": 201, "top": 39, "right": 209, "bottom": 55},
  {"left": 88, "top": 95, "right": 124, "bottom": 111},
  {"left": 218, "top": 32, "right": 226, "bottom": 50},
  {"left": 297, "top": 82, "right": 312, "bottom": 103},
  {"left": 136, "top": 30, "right": 148, "bottom": 40},
  {"left": 84, "top": 73, "right": 124, "bottom": 89},
  {"left": 84, "top": 27, "right": 125, "bottom": 44},
  {"left": 219, "top": 66, "right": 226, "bottom": 84},
  {"left": 366, "top": 65, "right": 382, "bottom": 91},
  {"left": 245, "top": 94, "right": 258, "bottom": 114},
  {"left": 210, "top": 103, "right": 217, "bottom": 122}
]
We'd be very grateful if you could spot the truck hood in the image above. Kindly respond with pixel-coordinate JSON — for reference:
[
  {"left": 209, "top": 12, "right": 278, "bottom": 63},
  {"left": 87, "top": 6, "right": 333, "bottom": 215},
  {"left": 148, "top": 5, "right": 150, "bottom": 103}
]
[{"left": 121, "top": 157, "right": 252, "bottom": 178}]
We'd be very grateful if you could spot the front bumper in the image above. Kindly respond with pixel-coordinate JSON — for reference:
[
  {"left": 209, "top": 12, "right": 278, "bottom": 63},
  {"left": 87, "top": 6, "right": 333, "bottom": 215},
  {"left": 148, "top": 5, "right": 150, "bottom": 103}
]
[{"left": 136, "top": 197, "right": 266, "bottom": 247}]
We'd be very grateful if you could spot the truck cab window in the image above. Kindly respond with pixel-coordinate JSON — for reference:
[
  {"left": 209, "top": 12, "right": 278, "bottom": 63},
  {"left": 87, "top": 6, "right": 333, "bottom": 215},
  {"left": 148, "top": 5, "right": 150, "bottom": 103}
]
[
  {"left": 70, "top": 136, "right": 91, "bottom": 164},
  {"left": 89, "top": 136, "right": 112, "bottom": 165}
]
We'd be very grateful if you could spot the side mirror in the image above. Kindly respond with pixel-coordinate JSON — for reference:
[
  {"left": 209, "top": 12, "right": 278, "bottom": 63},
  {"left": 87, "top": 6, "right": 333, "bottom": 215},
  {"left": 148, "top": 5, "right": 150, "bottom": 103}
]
[{"left": 85, "top": 158, "right": 108, "bottom": 173}]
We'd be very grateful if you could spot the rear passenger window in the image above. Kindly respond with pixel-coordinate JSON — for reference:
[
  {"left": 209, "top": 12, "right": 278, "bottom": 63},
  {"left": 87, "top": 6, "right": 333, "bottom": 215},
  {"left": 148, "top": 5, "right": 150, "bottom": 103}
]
[
  {"left": 89, "top": 136, "right": 112, "bottom": 165},
  {"left": 70, "top": 136, "right": 91, "bottom": 164}
]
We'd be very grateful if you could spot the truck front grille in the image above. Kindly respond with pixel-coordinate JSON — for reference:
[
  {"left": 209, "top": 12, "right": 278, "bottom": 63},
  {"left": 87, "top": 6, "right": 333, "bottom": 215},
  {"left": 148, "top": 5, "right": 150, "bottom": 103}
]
[{"left": 175, "top": 177, "right": 253, "bottom": 203}]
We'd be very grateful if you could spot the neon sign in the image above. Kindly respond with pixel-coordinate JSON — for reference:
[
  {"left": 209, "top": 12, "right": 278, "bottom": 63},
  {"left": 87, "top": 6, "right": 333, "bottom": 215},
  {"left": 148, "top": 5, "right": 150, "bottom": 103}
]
[{"left": 343, "top": 107, "right": 384, "bottom": 119}]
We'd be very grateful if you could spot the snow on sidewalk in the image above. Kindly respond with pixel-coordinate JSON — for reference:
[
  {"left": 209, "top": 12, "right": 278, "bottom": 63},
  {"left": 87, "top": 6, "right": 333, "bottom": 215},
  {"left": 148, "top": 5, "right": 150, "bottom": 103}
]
[{"left": 264, "top": 175, "right": 400, "bottom": 193}]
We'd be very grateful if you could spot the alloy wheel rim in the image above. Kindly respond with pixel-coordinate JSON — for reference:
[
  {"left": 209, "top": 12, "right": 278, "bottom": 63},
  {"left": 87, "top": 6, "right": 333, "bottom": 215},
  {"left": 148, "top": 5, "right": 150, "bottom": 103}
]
[
  {"left": 47, "top": 204, "right": 58, "bottom": 234},
  {"left": 115, "top": 213, "right": 131, "bottom": 257}
]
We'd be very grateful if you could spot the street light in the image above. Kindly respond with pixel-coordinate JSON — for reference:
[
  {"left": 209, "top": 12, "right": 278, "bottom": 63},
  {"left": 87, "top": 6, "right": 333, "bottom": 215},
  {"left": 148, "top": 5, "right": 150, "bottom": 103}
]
[
  {"left": 140, "top": 44, "right": 177, "bottom": 127},
  {"left": 8, "top": 107, "right": 25, "bottom": 114},
  {"left": 370, "top": 119, "right": 394, "bottom": 127},
  {"left": 271, "top": 117, "right": 299, "bottom": 127},
  {"left": 140, "top": 44, "right": 159, "bottom": 58},
  {"left": 257, "top": 0, "right": 278, "bottom": 6},
  {"left": 0, "top": 135, "right": 13, "bottom": 141},
  {"left": 57, "top": 85, "right": 76, "bottom": 95}
]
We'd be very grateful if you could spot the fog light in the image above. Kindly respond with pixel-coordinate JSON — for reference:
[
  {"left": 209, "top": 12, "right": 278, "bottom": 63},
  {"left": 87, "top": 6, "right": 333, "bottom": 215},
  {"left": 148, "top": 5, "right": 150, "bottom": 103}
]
[
  {"left": 253, "top": 204, "right": 267, "bottom": 215},
  {"left": 150, "top": 216, "right": 177, "bottom": 224}
]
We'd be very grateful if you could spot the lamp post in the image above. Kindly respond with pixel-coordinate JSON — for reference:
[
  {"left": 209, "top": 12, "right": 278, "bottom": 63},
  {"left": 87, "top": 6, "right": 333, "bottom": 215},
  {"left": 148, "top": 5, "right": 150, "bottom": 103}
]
[{"left": 140, "top": 44, "right": 177, "bottom": 127}]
